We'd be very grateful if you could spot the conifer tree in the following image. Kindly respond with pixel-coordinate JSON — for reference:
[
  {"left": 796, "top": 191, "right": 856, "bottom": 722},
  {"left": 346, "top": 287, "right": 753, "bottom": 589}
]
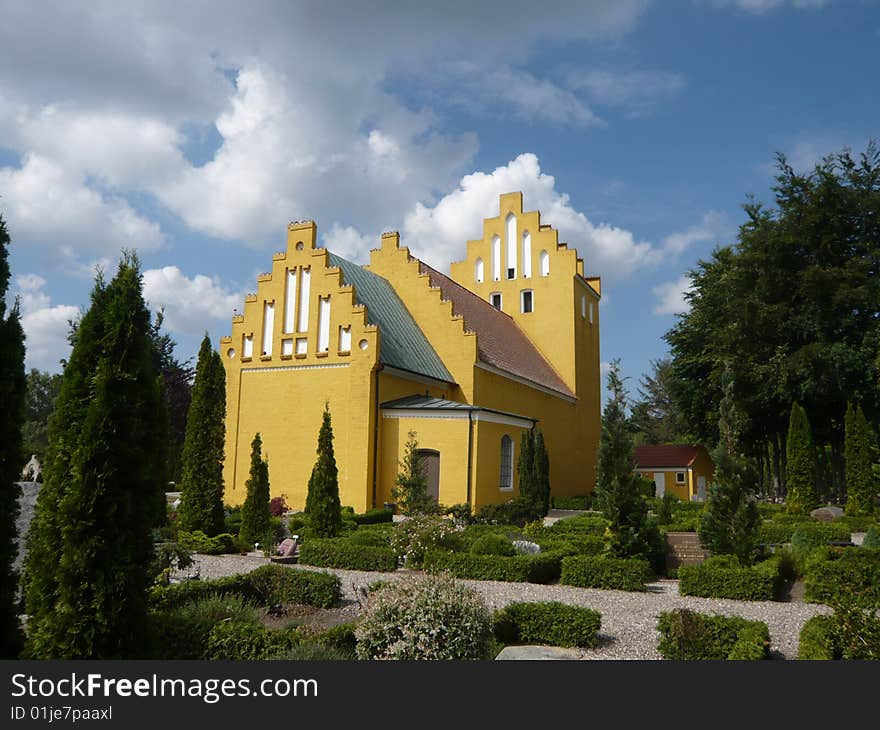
[
  {"left": 785, "top": 402, "right": 818, "bottom": 514},
  {"left": 533, "top": 429, "right": 551, "bottom": 516},
  {"left": 517, "top": 430, "right": 537, "bottom": 505},
  {"left": 0, "top": 215, "right": 26, "bottom": 658},
  {"left": 305, "top": 404, "right": 342, "bottom": 537},
  {"left": 845, "top": 403, "right": 876, "bottom": 516},
  {"left": 392, "top": 431, "right": 430, "bottom": 514},
  {"left": 240, "top": 433, "right": 271, "bottom": 547},
  {"left": 24, "top": 254, "right": 165, "bottom": 658},
  {"left": 177, "top": 335, "right": 226, "bottom": 536}
]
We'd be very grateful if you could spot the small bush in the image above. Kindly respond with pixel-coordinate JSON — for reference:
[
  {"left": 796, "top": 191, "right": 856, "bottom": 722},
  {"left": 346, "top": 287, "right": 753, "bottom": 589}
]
[
  {"left": 178, "top": 530, "right": 238, "bottom": 555},
  {"left": 268, "top": 642, "right": 354, "bottom": 660},
  {"left": 532, "top": 534, "right": 606, "bottom": 557},
  {"left": 551, "top": 495, "right": 593, "bottom": 511},
  {"left": 423, "top": 551, "right": 562, "bottom": 584},
  {"left": 355, "top": 574, "right": 493, "bottom": 660},
  {"left": 756, "top": 502, "right": 786, "bottom": 519},
  {"left": 469, "top": 533, "right": 516, "bottom": 557},
  {"left": 678, "top": 557, "right": 783, "bottom": 601},
  {"left": 860, "top": 527, "right": 880, "bottom": 548},
  {"left": 298, "top": 538, "right": 399, "bottom": 572},
  {"left": 560, "top": 556, "right": 651, "bottom": 592},
  {"left": 803, "top": 547, "right": 880, "bottom": 608},
  {"left": 247, "top": 564, "right": 342, "bottom": 608},
  {"left": 390, "top": 515, "right": 458, "bottom": 568},
  {"left": 524, "top": 514, "right": 609, "bottom": 538},
  {"left": 835, "top": 515, "right": 877, "bottom": 533},
  {"left": 269, "top": 495, "right": 288, "bottom": 517},
  {"left": 474, "top": 497, "right": 544, "bottom": 527},
  {"left": 657, "top": 609, "right": 770, "bottom": 660},
  {"left": 204, "top": 622, "right": 299, "bottom": 660},
  {"left": 798, "top": 615, "right": 837, "bottom": 660},
  {"left": 354, "top": 507, "right": 394, "bottom": 525},
  {"left": 798, "top": 610, "right": 880, "bottom": 660},
  {"left": 493, "top": 602, "right": 601, "bottom": 648},
  {"left": 791, "top": 523, "right": 852, "bottom": 554},
  {"left": 346, "top": 529, "right": 392, "bottom": 547}
]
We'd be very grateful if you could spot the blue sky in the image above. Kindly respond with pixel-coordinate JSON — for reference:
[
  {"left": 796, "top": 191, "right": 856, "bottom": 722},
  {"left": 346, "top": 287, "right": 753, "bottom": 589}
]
[{"left": 2, "top": 0, "right": 878, "bottom": 406}]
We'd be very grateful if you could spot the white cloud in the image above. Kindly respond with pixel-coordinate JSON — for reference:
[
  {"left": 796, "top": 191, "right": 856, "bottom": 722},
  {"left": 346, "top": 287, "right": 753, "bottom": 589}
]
[
  {"left": 661, "top": 210, "right": 729, "bottom": 255},
  {"left": 142, "top": 266, "right": 242, "bottom": 335},
  {"left": 702, "top": 0, "right": 828, "bottom": 13},
  {"left": 403, "top": 153, "right": 658, "bottom": 280},
  {"left": 652, "top": 275, "right": 694, "bottom": 315},
  {"left": 323, "top": 224, "right": 376, "bottom": 265},
  {"left": 11, "top": 274, "right": 78, "bottom": 371},
  {"left": 566, "top": 69, "right": 686, "bottom": 115}
]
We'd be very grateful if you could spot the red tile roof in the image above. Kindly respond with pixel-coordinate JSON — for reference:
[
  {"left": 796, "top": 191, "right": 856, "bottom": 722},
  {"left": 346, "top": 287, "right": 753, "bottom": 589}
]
[
  {"left": 417, "top": 262, "right": 575, "bottom": 399},
  {"left": 633, "top": 444, "right": 705, "bottom": 468}
]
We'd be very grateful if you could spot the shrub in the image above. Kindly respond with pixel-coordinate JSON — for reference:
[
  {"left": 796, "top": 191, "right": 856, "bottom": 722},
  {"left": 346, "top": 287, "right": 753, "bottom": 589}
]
[
  {"left": 657, "top": 609, "right": 770, "bottom": 660},
  {"left": 551, "top": 495, "right": 593, "bottom": 511},
  {"left": 798, "top": 610, "right": 880, "bottom": 660},
  {"left": 532, "top": 534, "right": 606, "bottom": 557},
  {"left": 268, "top": 641, "right": 354, "bottom": 661},
  {"left": 560, "top": 556, "right": 651, "bottom": 592},
  {"left": 224, "top": 506, "right": 242, "bottom": 535},
  {"left": 469, "top": 533, "right": 516, "bottom": 557},
  {"left": 355, "top": 574, "right": 493, "bottom": 660},
  {"left": 791, "top": 523, "right": 852, "bottom": 554},
  {"left": 862, "top": 527, "right": 880, "bottom": 548},
  {"left": 835, "top": 515, "right": 877, "bottom": 533},
  {"left": 346, "top": 529, "right": 391, "bottom": 547},
  {"left": 390, "top": 515, "right": 458, "bottom": 567},
  {"left": 678, "top": 556, "right": 783, "bottom": 601},
  {"left": 298, "top": 538, "right": 399, "bottom": 572},
  {"left": 474, "top": 497, "right": 544, "bottom": 527},
  {"left": 803, "top": 547, "right": 880, "bottom": 608},
  {"left": 493, "top": 602, "right": 602, "bottom": 648},
  {"left": 655, "top": 493, "right": 679, "bottom": 525},
  {"left": 178, "top": 530, "right": 238, "bottom": 555},
  {"left": 204, "top": 622, "right": 299, "bottom": 660},
  {"left": 423, "top": 551, "right": 562, "bottom": 584},
  {"left": 798, "top": 615, "right": 837, "bottom": 660},
  {"left": 660, "top": 514, "right": 701, "bottom": 533},
  {"left": 269, "top": 495, "right": 288, "bottom": 517},
  {"left": 444, "top": 503, "right": 473, "bottom": 524},
  {"left": 354, "top": 508, "right": 394, "bottom": 525}
]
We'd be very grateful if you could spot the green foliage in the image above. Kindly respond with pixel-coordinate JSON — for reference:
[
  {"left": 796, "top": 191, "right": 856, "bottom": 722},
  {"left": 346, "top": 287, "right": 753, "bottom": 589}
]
[
  {"left": 298, "top": 538, "right": 398, "bottom": 571},
  {"left": 346, "top": 529, "right": 392, "bottom": 548},
  {"left": 305, "top": 404, "right": 342, "bottom": 537},
  {"left": 845, "top": 402, "right": 876, "bottom": 516},
  {"left": 239, "top": 433, "right": 272, "bottom": 547},
  {"left": 493, "top": 602, "right": 602, "bottom": 648},
  {"left": 593, "top": 362, "right": 664, "bottom": 570},
  {"left": 798, "top": 611, "right": 880, "bottom": 660},
  {"left": 355, "top": 574, "right": 493, "bottom": 660},
  {"left": 423, "top": 550, "right": 562, "bottom": 583},
  {"left": 177, "top": 335, "right": 226, "bottom": 536},
  {"left": 630, "top": 358, "right": 691, "bottom": 446},
  {"left": 517, "top": 429, "right": 537, "bottom": 509},
  {"left": 149, "top": 542, "right": 194, "bottom": 587},
  {"left": 656, "top": 493, "right": 679, "bottom": 525},
  {"left": 268, "top": 641, "right": 355, "bottom": 661},
  {"left": 533, "top": 430, "right": 551, "bottom": 516},
  {"left": 785, "top": 402, "right": 819, "bottom": 514},
  {"left": 21, "top": 369, "right": 62, "bottom": 466},
  {"left": 474, "top": 497, "right": 544, "bottom": 527},
  {"left": 178, "top": 530, "right": 238, "bottom": 555},
  {"left": 23, "top": 254, "right": 166, "bottom": 659},
  {"left": 354, "top": 508, "right": 395, "bottom": 525},
  {"left": 0, "top": 214, "right": 26, "bottom": 658},
  {"left": 560, "top": 555, "right": 651, "bottom": 592},
  {"left": 203, "top": 621, "right": 299, "bottom": 660},
  {"left": 551, "top": 495, "right": 593, "bottom": 510},
  {"left": 391, "top": 430, "right": 433, "bottom": 515},
  {"left": 657, "top": 609, "right": 770, "bottom": 660},
  {"left": 469, "top": 533, "right": 516, "bottom": 557},
  {"left": 390, "top": 514, "right": 458, "bottom": 567},
  {"left": 790, "top": 523, "right": 852, "bottom": 556},
  {"left": 678, "top": 556, "right": 783, "bottom": 601},
  {"left": 803, "top": 547, "right": 880, "bottom": 608},
  {"left": 798, "top": 615, "right": 837, "bottom": 660},
  {"left": 862, "top": 526, "right": 880, "bottom": 548}
]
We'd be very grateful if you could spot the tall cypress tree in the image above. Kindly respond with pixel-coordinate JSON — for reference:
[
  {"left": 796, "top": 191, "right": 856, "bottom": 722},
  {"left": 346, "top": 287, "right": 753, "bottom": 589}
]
[
  {"left": 305, "top": 404, "right": 342, "bottom": 538},
  {"left": 785, "top": 402, "right": 818, "bottom": 514},
  {"left": 177, "top": 335, "right": 226, "bottom": 536},
  {"left": 0, "top": 215, "right": 26, "bottom": 658},
  {"left": 24, "top": 253, "right": 165, "bottom": 658},
  {"left": 391, "top": 431, "right": 430, "bottom": 514},
  {"left": 240, "top": 433, "right": 271, "bottom": 547},
  {"left": 533, "top": 429, "right": 551, "bottom": 516},
  {"left": 517, "top": 430, "right": 537, "bottom": 505},
  {"left": 845, "top": 403, "right": 875, "bottom": 516}
]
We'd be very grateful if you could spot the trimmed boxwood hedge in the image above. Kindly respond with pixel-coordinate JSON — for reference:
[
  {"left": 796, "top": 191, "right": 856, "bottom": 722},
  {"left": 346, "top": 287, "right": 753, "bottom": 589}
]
[
  {"left": 149, "top": 564, "right": 341, "bottom": 610},
  {"left": 524, "top": 514, "right": 608, "bottom": 539},
  {"left": 493, "top": 601, "right": 602, "bottom": 648},
  {"left": 798, "top": 615, "right": 837, "bottom": 660},
  {"left": 559, "top": 556, "right": 651, "bottom": 592},
  {"left": 791, "top": 523, "right": 852, "bottom": 553},
  {"left": 657, "top": 609, "right": 771, "bottom": 660},
  {"left": 533, "top": 534, "right": 607, "bottom": 557},
  {"left": 298, "top": 538, "right": 399, "bottom": 572},
  {"left": 422, "top": 550, "right": 562, "bottom": 584},
  {"left": 354, "top": 507, "right": 395, "bottom": 525},
  {"left": 803, "top": 547, "right": 880, "bottom": 608},
  {"left": 678, "top": 556, "right": 783, "bottom": 601}
]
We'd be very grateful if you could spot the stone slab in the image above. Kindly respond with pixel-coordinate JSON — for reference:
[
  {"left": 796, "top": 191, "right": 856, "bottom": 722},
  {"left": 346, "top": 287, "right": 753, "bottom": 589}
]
[{"left": 495, "top": 645, "right": 582, "bottom": 660}]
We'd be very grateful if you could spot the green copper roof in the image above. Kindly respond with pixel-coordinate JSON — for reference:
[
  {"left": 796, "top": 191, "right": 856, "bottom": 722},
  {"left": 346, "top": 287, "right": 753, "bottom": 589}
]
[{"left": 328, "top": 253, "right": 453, "bottom": 383}]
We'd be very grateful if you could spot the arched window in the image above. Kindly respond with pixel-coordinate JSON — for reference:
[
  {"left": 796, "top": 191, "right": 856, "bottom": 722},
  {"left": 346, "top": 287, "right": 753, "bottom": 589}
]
[
  {"left": 500, "top": 435, "right": 514, "bottom": 490},
  {"left": 492, "top": 235, "right": 501, "bottom": 281},
  {"left": 522, "top": 231, "right": 531, "bottom": 278},
  {"left": 539, "top": 250, "right": 550, "bottom": 276},
  {"left": 506, "top": 214, "right": 517, "bottom": 279},
  {"left": 475, "top": 257, "right": 484, "bottom": 283}
]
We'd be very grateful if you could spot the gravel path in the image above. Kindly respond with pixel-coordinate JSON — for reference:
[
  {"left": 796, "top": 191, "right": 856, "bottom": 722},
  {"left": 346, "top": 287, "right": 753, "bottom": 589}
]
[{"left": 184, "top": 554, "right": 832, "bottom": 660}]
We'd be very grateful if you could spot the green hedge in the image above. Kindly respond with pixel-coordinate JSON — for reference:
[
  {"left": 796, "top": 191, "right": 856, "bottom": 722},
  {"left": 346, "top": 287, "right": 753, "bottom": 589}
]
[
  {"left": 798, "top": 611, "right": 880, "bottom": 660},
  {"left": 298, "top": 538, "right": 399, "bottom": 572},
  {"left": 551, "top": 496, "right": 593, "bottom": 511},
  {"left": 533, "top": 534, "right": 606, "bottom": 557},
  {"left": 657, "top": 609, "right": 771, "bottom": 660},
  {"left": 149, "top": 564, "right": 341, "bottom": 610},
  {"left": 470, "top": 533, "right": 516, "bottom": 557},
  {"left": 798, "top": 615, "right": 837, "bottom": 660},
  {"left": 423, "top": 550, "right": 562, "bottom": 584},
  {"left": 178, "top": 530, "right": 239, "bottom": 555},
  {"left": 354, "top": 508, "right": 395, "bottom": 525},
  {"left": 524, "top": 514, "right": 608, "bottom": 538},
  {"left": 791, "top": 523, "right": 852, "bottom": 553},
  {"left": 345, "top": 530, "right": 392, "bottom": 548},
  {"left": 493, "top": 601, "right": 602, "bottom": 648},
  {"left": 560, "top": 556, "right": 651, "bottom": 592},
  {"left": 803, "top": 547, "right": 880, "bottom": 608},
  {"left": 678, "top": 557, "right": 783, "bottom": 601}
]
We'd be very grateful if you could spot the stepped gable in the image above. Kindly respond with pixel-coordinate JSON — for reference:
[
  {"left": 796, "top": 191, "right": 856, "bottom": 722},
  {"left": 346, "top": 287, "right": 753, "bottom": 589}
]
[
  {"left": 417, "top": 261, "right": 574, "bottom": 399},
  {"left": 328, "top": 252, "right": 453, "bottom": 383}
]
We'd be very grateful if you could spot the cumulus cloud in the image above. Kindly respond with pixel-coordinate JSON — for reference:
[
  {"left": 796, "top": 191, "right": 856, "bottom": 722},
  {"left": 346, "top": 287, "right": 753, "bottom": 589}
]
[
  {"left": 402, "top": 153, "right": 658, "bottom": 280},
  {"left": 142, "top": 266, "right": 242, "bottom": 335},
  {"left": 652, "top": 275, "right": 694, "bottom": 315},
  {"left": 566, "top": 69, "right": 686, "bottom": 115},
  {"left": 12, "top": 274, "right": 78, "bottom": 371},
  {"left": 661, "top": 210, "right": 730, "bottom": 255}
]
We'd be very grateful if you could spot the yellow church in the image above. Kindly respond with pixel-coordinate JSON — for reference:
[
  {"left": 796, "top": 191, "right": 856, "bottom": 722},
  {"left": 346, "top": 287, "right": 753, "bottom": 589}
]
[{"left": 220, "top": 192, "right": 602, "bottom": 512}]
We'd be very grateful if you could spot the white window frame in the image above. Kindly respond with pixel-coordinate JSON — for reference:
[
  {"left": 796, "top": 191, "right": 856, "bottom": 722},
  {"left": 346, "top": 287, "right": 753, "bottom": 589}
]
[
  {"left": 500, "top": 435, "right": 514, "bottom": 491},
  {"left": 521, "top": 289, "right": 533, "bottom": 314},
  {"left": 490, "top": 292, "right": 502, "bottom": 310}
]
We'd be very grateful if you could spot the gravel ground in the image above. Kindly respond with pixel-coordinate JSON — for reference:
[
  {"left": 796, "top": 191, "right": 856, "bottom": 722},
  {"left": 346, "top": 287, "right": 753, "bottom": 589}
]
[{"left": 184, "top": 554, "right": 832, "bottom": 660}]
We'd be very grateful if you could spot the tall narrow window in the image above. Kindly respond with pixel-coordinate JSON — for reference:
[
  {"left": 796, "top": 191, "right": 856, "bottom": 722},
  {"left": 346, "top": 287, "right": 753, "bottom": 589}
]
[
  {"left": 589, "top": 301, "right": 594, "bottom": 324},
  {"left": 475, "top": 257, "right": 484, "bottom": 283},
  {"left": 261, "top": 301, "right": 274, "bottom": 356},
  {"left": 500, "top": 435, "right": 514, "bottom": 490},
  {"left": 492, "top": 235, "right": 501, "bottom": 281},
  {"left": 317, "top": 296, "right": 330, "bottom": 353},
  {"left": 283, "top": 268, "right": 297, "bottom": 333},
  {"left": 506, "top": 214, "right": 517, "bottom": 279},
  {"left": 540, "top": 250, "right": 550, "bottom": 276},
  {"left": 581, "top": 295, "right": 586, "bottom": 319},
  {"left": 521, "top": 290, "right": 533, "bottom": 314},
  {"left": 490, "top": 292, "right": 502, "bottom": 310},
  {"left": 339, "top": 325, "right": 352, "bottom": 352},
  {"left": 522, "top": 231, "right": 531, "bottom": 278},
  {"left": 297, "top": 268, "right": 311, "bottom": 332},
  {"left": 243, "top": 333, "right": 254, "bottom": 359}
]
